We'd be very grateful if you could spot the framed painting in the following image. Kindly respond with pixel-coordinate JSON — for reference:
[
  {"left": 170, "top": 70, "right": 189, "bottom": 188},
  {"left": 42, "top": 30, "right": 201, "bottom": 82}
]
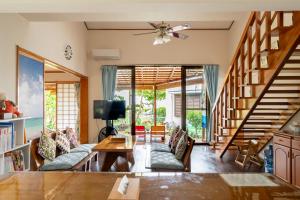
[{"left": 17, "top": 47, "right": 44, "bottom": 140}]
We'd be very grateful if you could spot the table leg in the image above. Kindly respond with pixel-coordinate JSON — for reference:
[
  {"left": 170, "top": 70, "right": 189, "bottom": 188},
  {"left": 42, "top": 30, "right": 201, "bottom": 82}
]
[
  {"left": 127, "top": 152, "right": 135, "bottom": 165},
  {"left": 101, "top": 152, "right": 119, "bottom": 171}
]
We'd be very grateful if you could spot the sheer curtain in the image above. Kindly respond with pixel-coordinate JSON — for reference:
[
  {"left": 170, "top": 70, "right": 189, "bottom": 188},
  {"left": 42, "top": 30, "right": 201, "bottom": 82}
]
[
  {"left": 203, "top": 64, "right": 219, "bottom": 142},
  {"left": 75, "top": 83, "right": 80, "bottom": 138},
  {"left": 101, "top": 65, "right": 118, "bottom": 100}
]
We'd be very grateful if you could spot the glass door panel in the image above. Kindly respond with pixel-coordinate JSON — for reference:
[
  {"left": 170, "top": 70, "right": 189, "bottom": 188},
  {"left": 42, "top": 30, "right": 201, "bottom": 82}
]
[
  {"left": 114, "top": 68, "right": 132, "bottom": 134},
  {"left": 185, "top": 68, "right": 206, "bottom": 143}
]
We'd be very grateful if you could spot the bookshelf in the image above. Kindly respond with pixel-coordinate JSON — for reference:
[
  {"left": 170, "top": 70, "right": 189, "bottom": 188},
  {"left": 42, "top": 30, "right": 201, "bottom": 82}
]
[{"left": 0, "top": 117, "right": 31, "bottom": 175}]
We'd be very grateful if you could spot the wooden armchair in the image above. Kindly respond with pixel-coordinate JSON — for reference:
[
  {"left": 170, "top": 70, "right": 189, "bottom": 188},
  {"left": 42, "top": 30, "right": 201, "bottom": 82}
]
[
  {"left": 235, "top": 139, "right": 263, "bottom": 168},
  {"left": 135, "top": 125, "right": 146, "bottom": 142},
  {"left": 150, "top": 126, "right": 165, "bottom": 142},
  {"left": 151, "top": 136, "right": 195, "bottom": 172}
]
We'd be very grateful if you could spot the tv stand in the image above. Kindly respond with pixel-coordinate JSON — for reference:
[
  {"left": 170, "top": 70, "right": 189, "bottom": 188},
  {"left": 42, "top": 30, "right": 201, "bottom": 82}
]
[{"left": 98, "top": 120, "right": 118, "bottom": 142}]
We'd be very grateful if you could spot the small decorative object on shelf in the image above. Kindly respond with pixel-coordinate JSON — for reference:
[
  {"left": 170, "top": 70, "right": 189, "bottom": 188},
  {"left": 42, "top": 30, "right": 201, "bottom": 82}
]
[{"left": 0, "top": 92, "right": 22, "bottom": 119}]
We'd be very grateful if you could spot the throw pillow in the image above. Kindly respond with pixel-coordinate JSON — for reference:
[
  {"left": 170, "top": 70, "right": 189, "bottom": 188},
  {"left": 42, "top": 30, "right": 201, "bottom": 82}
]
[
  {"left": 38, "top": 133, "right": 56, "bottom": 161},
  {"left": 170, "top": 129, "right": 184, "bottom": 153},
  {"left": 168, "top": 126, "right": 180, "bottom": 147},
  {"left": 65, "top": 128, "right": 80, "bottom": 149},
  {"left": 56, "top": 131, "right": 71, "bottom": 154},
  {"left": 175, "top": 132, "right": 188, "bottom": 160}
]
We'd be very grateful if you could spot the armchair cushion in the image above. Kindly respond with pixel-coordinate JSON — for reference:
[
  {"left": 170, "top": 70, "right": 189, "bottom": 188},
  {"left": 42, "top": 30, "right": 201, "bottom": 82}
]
[
  {"left": 40, "top": 151, "right": 89, "bottom": 171},
  {"left": 70, "top": 144, "right": 97, "bottom": 154},
  {"left": 170, "top": 129, "right": 184, "bottom": 153},
  {"left": 65, "top": 128, "right": 80, "bottom": 149},
  {"left": 151, "top": 151, "right": 184, "bottom": 170},
  {"left": 175, "top": 132, "right": 188, "bottom": 160},
  {"left": 38, "top": 133, "right": 56, "bottom": 161},
  {"left": 56, "top": 131, "right": 71, "bottom": 154},
  {"left": 168, "top": 126, "right": 180, "bottom": 147},
  {"left": 151, "top": 143, "right": 171, "bottom": 153}
]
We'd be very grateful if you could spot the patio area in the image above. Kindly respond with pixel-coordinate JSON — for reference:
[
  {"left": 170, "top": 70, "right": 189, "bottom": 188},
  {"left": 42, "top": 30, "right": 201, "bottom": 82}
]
[{"left": 114, "top": 66, "right": 207, "bottom": 143}]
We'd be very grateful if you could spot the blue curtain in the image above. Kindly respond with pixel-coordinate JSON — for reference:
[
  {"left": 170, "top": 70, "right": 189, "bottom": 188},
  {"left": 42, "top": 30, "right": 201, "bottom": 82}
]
[
  {"left": 101, "top": 65, "right": 118, "bottom": 100},
  {"left": 204, "top": 64, "right": 219, "bottom": 142}
]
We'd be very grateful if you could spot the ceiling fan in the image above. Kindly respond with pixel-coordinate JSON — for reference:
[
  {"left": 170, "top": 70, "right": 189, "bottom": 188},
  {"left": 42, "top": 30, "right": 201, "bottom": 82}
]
[{"left": 133, "top": 22, "right": 191, "bottom": 45}]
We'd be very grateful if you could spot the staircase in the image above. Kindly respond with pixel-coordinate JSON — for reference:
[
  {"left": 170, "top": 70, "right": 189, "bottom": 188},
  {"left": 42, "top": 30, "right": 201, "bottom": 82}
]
[{"left": 212, "top": 11, "right": 300, "bottom": 158}]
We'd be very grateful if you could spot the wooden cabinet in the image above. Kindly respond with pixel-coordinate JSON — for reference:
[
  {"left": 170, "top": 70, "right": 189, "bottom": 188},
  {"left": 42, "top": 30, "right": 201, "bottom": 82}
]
[
  {"left": 292, "top": 149, "right": 300, "bottom": 187},
  {"left": 274, "top": 143, "right": 291, "bottom": 183},
  {"left": 274, "top": 133, "right": 300, "bottom": 188}
]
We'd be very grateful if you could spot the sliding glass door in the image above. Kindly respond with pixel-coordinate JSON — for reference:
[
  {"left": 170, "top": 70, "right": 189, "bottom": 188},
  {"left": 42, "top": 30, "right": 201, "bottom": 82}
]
[
  {"left": 184, "top": 67, "right": 207, "bottom": 143},
  {"left": 114, "top": 68, "right": 133, "bottom": 134},
  {"left": 114, "top": 65, "right": 206, "bottom": 142}
]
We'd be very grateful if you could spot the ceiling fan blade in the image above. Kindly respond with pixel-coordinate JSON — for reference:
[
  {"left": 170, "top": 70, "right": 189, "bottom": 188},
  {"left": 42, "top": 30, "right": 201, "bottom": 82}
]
[
  {"left": 169, "top": 24, "right": 191, "bottom": 32},
  {"left": 133, "top": 31, "right": 158, "bottom": 36},
  {"left": 169, "top": 32, "right": 189, "bottom": 39},
  {"left": 148, "top": 22, "right": 159, "bottom": 29}
]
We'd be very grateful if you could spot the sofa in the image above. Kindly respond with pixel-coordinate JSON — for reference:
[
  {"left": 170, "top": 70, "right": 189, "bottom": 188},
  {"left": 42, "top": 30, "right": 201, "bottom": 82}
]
[
  {"left": 149, "top": 136, "right": 195, "bottom": 172},
  {"left": 31, "top": 133, "right": 98, "bottom": 171}
]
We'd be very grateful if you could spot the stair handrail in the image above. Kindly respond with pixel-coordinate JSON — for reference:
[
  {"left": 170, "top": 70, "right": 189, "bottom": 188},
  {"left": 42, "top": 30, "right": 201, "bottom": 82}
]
[{"left": 211, "top": 12, "right": 256, "bottom": 112}]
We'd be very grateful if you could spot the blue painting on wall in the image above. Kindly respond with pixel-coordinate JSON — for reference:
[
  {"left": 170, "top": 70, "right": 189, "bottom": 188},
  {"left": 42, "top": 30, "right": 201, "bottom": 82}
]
[{"left": 18, "top": 53, "right": 44, "bottom": 140}]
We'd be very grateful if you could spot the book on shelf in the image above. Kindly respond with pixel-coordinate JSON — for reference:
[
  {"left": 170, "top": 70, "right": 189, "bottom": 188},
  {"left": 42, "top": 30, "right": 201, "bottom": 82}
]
[
  {"left": 0, "top": 122, "right": 16, "bottom": 152},
  {"left": 11, "top": 150, "right": 25, "bottom": 171},
  {"left": 4, "top": 154, "right": 15, "bottom": 172}
]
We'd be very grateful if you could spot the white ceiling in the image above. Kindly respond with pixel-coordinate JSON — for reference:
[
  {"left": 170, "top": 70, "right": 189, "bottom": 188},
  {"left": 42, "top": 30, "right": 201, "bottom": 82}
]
[
  {"left": 85, "top": 21, "right": 233, "bottom": 30},
  {"left": 0, "top": 0, "right": 296, "bottom": 23},
  {"left": 1, "top": 0, "right": 300, "bottom": 13}
]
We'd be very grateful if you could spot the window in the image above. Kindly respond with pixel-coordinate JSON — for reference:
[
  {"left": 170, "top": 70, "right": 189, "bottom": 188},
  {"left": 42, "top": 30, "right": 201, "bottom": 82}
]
[
  {"left": 174, "top": 93, "right": 201, "bottom": 117},
  {"left": 56, "top": 83, "right": 80, "bottom": 132}
]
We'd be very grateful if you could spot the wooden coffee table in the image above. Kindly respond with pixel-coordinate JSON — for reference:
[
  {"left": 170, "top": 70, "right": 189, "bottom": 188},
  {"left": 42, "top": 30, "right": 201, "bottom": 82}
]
[{"left": 92, "top": 135, "right": 135, "bottom": 172}]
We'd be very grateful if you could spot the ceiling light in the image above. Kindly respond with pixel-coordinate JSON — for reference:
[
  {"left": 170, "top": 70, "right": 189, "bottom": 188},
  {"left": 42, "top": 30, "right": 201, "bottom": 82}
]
[{"left": 153, "top": 35, "right": 171, "bottom": 45}]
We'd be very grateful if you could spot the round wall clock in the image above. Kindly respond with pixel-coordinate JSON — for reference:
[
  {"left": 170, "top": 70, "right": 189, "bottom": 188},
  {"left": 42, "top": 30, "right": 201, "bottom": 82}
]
[{"left": 64, "top": 45, "right": 73, "bottom": 60}]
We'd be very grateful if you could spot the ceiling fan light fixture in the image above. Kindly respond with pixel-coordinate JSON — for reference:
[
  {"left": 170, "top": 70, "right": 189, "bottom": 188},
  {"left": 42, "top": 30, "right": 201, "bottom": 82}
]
[{"left": 153, "top": 35, "right": 171, "bottom": 45}]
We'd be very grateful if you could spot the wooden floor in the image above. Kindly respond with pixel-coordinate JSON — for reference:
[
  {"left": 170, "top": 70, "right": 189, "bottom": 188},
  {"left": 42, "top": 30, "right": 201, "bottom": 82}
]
[
  {"left": 91, "top": 142, "right": 264, "bottom": 173},
  {"left": 2, "top": 172, "right": 298, "bottom": 200}
]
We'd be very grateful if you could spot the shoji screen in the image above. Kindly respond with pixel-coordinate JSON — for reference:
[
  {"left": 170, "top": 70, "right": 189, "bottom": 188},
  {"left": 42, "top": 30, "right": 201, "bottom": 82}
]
[{"left": 56, "top": 83, "right": 80, "bottom": 132}]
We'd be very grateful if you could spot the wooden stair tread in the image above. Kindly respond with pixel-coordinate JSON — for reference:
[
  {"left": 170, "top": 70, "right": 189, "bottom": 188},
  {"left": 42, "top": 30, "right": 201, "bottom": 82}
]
[
  {"left": 262, "top": 96, "right": 300, "bottom": 99},
  {"left": 286, "top": 59, "right": 300, "bottom": 64},
  {"left": 275, "top": 76, "right": 300, "bottom": 80},
  {"left": 258, "top": 102, "right": 295, "bottom": 105},
  {"left": 267, "top": 89, "right": 300, "bottom": 93}
]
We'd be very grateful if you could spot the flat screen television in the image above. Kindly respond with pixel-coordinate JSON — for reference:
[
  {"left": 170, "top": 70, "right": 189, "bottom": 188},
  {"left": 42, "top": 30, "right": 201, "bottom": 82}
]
[{"left": 93, "top": 100, "right": 126, "bottom": 120}]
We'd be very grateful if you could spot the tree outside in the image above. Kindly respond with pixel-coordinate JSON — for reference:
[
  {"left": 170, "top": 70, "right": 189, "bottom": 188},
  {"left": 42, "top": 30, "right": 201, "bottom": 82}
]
[
  {"left": 187, "top": 110, "right": 202, "bottom": 140},
  {"left": 45, "top": 90, "right": 56, "bottom": 130},
  {"left": 135, "top": 89, "right": 166, "bottom": 130}
]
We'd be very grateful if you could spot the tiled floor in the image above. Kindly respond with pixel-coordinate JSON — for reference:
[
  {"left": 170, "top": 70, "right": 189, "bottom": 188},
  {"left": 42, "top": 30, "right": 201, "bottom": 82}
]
[{"left": 91, "top": 140, "right": 264, "bottom": 173}]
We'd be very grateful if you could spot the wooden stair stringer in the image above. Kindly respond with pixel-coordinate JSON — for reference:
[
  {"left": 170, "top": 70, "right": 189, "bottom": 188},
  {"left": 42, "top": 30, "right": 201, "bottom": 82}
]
[{"left": 219, "top": 23, "right": 300, "bottom": 158}]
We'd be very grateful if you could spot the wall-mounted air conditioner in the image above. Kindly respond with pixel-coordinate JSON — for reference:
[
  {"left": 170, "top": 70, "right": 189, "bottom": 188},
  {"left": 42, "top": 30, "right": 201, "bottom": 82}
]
[{"left": 91, "top": 49, "right": 121, "bottom": 60}]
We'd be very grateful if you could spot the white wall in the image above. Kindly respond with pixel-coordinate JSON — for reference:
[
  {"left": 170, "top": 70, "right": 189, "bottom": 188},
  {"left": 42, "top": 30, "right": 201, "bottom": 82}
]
[
  {"left": 0, "top": 14, "right": 87, "bottom": 102},
  {"left": 87, "top": 30, "right": 230, "bottom": 142},
  {"left": 45, "top": 73, "right": 81, "bottom": 82},
  {"left": 227, "top": 12, "right": 251, "bottom": 61}
]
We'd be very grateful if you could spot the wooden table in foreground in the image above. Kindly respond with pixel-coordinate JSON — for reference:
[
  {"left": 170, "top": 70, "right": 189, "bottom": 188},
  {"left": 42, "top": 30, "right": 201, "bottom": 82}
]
[
  {"left": 0, "top": 172, "right": 299, "bottom": 200},
  {"left": 92, "top": 135, "right": 135, "bottom": 172}
]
